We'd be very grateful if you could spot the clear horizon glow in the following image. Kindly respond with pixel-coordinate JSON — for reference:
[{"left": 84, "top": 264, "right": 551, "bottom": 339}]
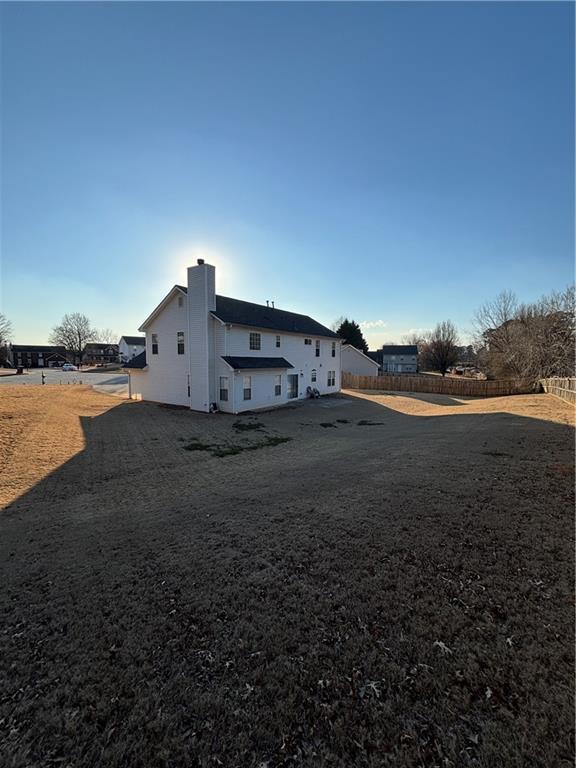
[{"left": 1, "top": 2, "right": 573, "bottom": 349}]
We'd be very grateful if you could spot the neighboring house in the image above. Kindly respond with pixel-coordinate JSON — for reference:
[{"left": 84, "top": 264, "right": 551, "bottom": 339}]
[
  {"left": 118, "top": 336, "right": 146, "bottom": 362},
  {"left": 82, "top": 343, "right": 119, "bottom": 365},
  {"left": 125, "top": 260, "right": 342, "bottom": 413},
  {"left": 9, "top": 344, "right": 70, "bottom": 368},
  {"left": 381, "top": 345, "right": 419, "bottom": 373},
  {"left": 341, "top": 344, "right": 380, "bottom": 376}
]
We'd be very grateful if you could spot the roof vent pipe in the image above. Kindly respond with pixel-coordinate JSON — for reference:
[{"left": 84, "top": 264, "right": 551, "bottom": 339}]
[
  {"left": 266, "top": 300, "right": 269, "bottom": 307},
  {"left": 271, "top": 301, "right": 275, "bottom": 309},
  {"left": 197, "top": 258, "right": 205, "bottom": 265}
]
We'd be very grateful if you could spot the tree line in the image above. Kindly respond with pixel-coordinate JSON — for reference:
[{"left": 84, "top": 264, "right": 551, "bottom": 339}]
[
  {"left": 0, "top": 312, "right": 117, "bottom": 364},
  {"left": 334, "top": 284, "right": 575, "bottom": 381}
]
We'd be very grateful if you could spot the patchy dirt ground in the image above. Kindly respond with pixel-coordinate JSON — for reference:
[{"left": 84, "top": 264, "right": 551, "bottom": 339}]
[{"left": 0, "top": 386, "right": 574, "bottom": 768}]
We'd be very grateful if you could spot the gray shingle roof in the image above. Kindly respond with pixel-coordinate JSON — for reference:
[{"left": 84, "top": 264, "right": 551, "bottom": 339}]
[
  {"left": 123, "top": 351, "right": 147, "bottom": 369},
  {"left": 121, "top": 336, "right": 145, "bottom": 346},
  {"left": 381, "top": 345, "right": 418, "bottom": 356},
  {"left": 176, "top": 287, "right": 338, "bottom": 338},
  {"left": 221, "top": 356, "right": 294, "bottom": 370}
]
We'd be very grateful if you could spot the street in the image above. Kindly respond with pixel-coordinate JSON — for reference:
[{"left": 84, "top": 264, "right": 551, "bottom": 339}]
[{"left": 0, "top": 368, "right": 128, "bottom": 396}]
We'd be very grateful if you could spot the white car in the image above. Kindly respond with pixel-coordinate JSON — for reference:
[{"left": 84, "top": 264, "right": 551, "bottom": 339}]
[{"left": 61, "top": 363, "right": 78, "bottom": 372}]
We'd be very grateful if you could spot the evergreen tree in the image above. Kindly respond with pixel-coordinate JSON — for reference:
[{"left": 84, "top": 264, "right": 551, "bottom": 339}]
[{"left": 335, "top": 318, "right": 369, "bottom": 354}]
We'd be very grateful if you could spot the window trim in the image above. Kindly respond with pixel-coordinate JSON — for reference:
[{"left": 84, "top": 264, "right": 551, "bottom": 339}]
[
  {"left": 243, "top": 375, "right": 252, "bottom": 401},
  {"left": 177, "top": 331, "right": 185, "bottom": 355},
  {"left": 151, "top": 333, "right": 158, "bottom": 355},
  {"left": 249, "top": 332, "right": 261, "bottom": 350},
  {"left": 219, "top": 376, "right": 229, "bottom": 402}
]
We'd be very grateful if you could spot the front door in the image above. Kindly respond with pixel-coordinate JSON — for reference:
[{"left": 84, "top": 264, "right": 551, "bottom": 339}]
[{"left": 287, "top": 374, "right": 299, "bottom": 399}]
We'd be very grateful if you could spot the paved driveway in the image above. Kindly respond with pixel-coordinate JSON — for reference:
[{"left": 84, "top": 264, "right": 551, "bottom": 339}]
[{"left": 0, "top": 368, "right": 128, "bottom": 395}]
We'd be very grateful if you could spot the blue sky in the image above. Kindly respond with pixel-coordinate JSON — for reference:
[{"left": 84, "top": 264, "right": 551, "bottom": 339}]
[{"left": 1, "top": 1, "right": 574, "bottom": 347}]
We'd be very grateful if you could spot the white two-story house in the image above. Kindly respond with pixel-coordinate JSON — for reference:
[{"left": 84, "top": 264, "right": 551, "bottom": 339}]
[
  {"left": 125, "top": 260, "right": 342, "bottom": 413},
  {"left": 118, "top": 335, "right": 146, "bottom": 363}
]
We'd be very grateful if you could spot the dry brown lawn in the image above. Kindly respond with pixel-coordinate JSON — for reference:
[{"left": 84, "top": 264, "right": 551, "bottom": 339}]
[{"left": 0, "top": 385, "right": 574, "bottom": 768}]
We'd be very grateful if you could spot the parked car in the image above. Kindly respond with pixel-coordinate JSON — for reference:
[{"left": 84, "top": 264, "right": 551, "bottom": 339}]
[{"left": 62, "top": 363, "right": 78, "bottom": 372}]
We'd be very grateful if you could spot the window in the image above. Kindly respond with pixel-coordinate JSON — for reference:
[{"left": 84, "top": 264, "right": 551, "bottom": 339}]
[
  {"left": 151, "top": 334, "right": 158, "bottom": 355},
  {"left": 220, "top": 376, "right": 229, "bottom": 401},
  {"left": 274, "top": 375, "right": 281, "bottom": 396},
  {"left": 275, "top": 335, "right": 281, "bottom": 348},
  {"left": 327, "top": 370, "right": 336, "bottom": 387},
  {"left": 315, "top": 340, "right": 320, "bottom": 357},
  {"left": 304, "top": 338, "right": 312, "bottom": 345},
  {"left": 243, "top": 376, "right": 252, "bottom": 400},
  {"left": 249, "top": 332, "right": 261, "bottom": 350},
  {"left": 331, "top": 342, "right": 336, "bottom": 358},
  {"left": 177, "top": 331, "right": 185, "bottom": 355},
  {"left": 178, "top": 295, "right": 184, "bottom": 308},
  {"left": 311, "top": 369, "right": 317, "bottom": 383}
]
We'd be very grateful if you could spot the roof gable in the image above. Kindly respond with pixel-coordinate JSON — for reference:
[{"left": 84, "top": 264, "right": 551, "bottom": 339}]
[
  {"left": 342, "top": 344, "right": 380, "bottom": 366},
  {"left": 139, "top": 285, "right": 186, "bottom": 331},
  {"left": 120, "top": 336, "right": 146, "bottom": 346}
]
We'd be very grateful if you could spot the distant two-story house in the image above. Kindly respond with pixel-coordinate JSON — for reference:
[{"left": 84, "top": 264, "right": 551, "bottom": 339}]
[
  {"left": 82, "top": 343, "right": 119, "bottom": 365},
  {"left": 381, "top": 345, "right": 419, "bottom": 374},
  {"left": 9, "top": 344, "right": 70, "bottom": 368},
  {"left": 118, "top": 336, "right": 146, "bottom": 363},
  {"left": 125, "top": 260, "right": 342, "bottom": 413}
]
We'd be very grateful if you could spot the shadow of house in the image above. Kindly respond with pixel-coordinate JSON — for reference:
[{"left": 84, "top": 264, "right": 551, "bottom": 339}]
[{"left": 0, "top": 396, "right": 574, "bottom": 768}]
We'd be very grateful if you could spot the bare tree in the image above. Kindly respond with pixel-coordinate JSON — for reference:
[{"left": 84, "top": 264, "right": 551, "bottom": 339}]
[
  {"left": 0, "top": 313, "right": 13, "bottom": 363},
  {"left": 331, "top": 316, "right": 346, "bottom": 332},
  {"left": 49, "top": 313, "right": 97, "bottom": 363},
  {"left": 474, "top": 286, "right": 575, "bottom": 381},
  {"left": 96, "top": 328, "right": 118, "bottom": 344},
  {"left": 401, "top": 331, "right": 428, "bottom": 353},
  {"left": 421, "top": 320, "right": 459, "bottom": 376}
]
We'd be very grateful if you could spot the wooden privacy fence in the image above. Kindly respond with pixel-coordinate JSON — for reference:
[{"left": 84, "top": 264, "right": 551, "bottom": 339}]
[
  {"left": 342, "top": 372, "right": 536, "bottom": 397},
  {"left": 539, "top": 378, "right": 576, "bottom": 405}
]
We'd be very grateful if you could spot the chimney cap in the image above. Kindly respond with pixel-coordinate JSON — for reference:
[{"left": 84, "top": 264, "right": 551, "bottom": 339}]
[{"left": 197, "top": 258, "right": 205, "bottom": 265}]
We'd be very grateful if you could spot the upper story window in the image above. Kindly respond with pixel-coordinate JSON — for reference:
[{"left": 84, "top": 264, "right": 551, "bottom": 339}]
[
  {"left": 177, "top": 332, "right": 185, "bottom": 355},
  {"left": 304, "top": 338, "right": 312, "bottom": 345},
  {"left": 178, "top": 295, "right": 184, "bottom": 308},
  {"left": 315, "top": 340, "right": 320, "bottom": 357},
  {"left": 249, "top": 332, "right": 261, "bottom": 350},
  {"left": 275, "top": 335, "right": 281, "bottom": 348},
  {"left": 151, "top": 334, "right": 159, "bottom": 355},
  {"left": 331, "top": 342, "right": 336, "bottom": 358}
]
